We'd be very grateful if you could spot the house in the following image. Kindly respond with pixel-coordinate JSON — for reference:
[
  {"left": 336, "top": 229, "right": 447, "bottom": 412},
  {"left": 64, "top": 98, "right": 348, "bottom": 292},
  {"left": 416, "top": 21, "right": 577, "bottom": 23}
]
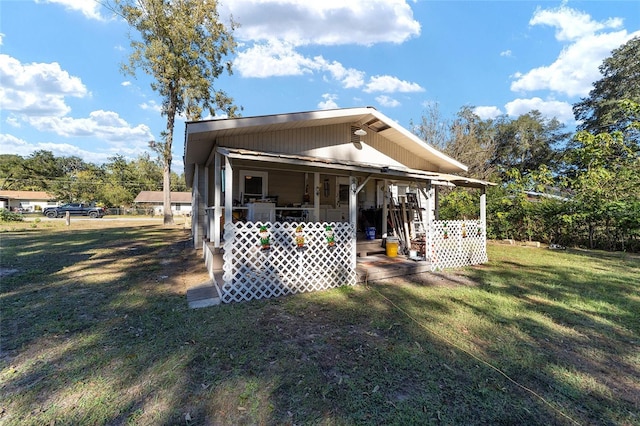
[
  {"left": 183, "top": 107, "right": 492, "bottom": 303},
  {"left": 0, "top": 190, "right": 57, "bottom": 212},
  {"left": 133, "top": 191, "right": 192, "bottom": 215}
]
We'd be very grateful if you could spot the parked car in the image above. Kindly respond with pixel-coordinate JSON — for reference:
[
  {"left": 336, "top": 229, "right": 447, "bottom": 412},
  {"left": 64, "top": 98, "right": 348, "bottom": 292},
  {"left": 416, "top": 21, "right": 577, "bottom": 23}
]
[{"left": 43, "top": 203, "right": 105, "bottom": 219}]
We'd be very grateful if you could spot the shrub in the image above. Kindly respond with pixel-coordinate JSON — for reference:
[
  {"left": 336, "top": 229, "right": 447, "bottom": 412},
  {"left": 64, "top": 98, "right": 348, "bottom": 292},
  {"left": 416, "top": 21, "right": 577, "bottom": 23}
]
[{"left": 0, "top": 209, "right": 25, "bottom": 222}]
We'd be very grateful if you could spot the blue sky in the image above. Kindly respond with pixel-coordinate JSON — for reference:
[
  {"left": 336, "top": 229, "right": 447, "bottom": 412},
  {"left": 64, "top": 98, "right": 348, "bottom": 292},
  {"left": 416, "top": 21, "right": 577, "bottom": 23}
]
[{"left": 1, "top": 0, "right": 639, "bottom": 175}]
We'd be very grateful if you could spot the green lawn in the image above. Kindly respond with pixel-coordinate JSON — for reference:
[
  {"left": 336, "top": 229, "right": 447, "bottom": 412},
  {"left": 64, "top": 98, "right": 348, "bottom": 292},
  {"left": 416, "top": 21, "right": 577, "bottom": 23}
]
[{"left": 1, "top": 220, "right": 638, "bottom": 425}]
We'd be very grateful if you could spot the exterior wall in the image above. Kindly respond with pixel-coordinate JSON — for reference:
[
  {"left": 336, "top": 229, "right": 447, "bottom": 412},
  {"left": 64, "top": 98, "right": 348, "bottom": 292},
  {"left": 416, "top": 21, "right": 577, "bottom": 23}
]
[
  {"left": 192, "top": 164, "right": 207, "bottom": 249},
  {"left": 216, "top": 123, "right": 438, "bottom": 171},
  {"left": 0, "top": 198, "right": 56, "bottom": 212},
  {"left": 148, "top": 203, "right": 192, "bottom": 215}
]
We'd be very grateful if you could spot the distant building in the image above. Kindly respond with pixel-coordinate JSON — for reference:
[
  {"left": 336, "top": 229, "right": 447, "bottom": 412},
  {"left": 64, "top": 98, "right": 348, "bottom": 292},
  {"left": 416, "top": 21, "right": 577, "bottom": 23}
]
[
  {"left": 0, "top": 190, "right": 57, "bottom": 212},
  {"left": 133, "top": 191, "right": 192, "bottom": 215}
]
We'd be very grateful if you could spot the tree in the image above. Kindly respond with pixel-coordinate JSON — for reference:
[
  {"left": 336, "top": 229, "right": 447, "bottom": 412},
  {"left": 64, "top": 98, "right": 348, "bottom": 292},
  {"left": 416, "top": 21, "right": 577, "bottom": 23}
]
[
  {"left": 0, "top": 154, "right": 28, "bottom": 190},
  {"left": 565, "top": 129, "right": 640, "bottom": 250},
  {"left": 115, "top": 0, "right": 241, "bottom": 225},
  {"left": 130, "top": 152, "right": 163, "bottom": 191},
  {"left": 24, "top": 151, "right": 65, "bottom": 193},
  {"left": 573, "top": 36, "right": 640, "bottom": 144},
  {"left": 492, "top": 110, "right": 568, "bottom": 178},
  {"left": 410, "top": 102, "right": 451, "bottom": 152},
  {"left": 412, "top": 105, "right": 497, "bottom": 180},
  {"left": 447, "top": 106, "right": 497, "bottom": 180}
]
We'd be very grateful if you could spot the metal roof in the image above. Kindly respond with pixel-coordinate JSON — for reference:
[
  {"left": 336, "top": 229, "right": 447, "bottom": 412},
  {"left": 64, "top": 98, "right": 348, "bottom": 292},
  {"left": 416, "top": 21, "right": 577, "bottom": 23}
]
[
  {"left": 0, "top": 190, "right": 56, "bottom": 200},
  {"left": 133, "top": 191, "right": 192, "bottom": 203},
  {"left": 184, "top": 107, "right": 469, "bottom": 185},
  {"left": 218, "top": 147, "right": 494, "bottom": 189}
]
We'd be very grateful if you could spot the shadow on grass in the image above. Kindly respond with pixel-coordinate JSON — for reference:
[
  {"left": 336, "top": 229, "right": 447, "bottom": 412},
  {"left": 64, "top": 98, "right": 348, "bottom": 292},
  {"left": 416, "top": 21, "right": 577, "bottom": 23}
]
[{"left": 1, "top": 228, "right": 638, "bottom": 425}]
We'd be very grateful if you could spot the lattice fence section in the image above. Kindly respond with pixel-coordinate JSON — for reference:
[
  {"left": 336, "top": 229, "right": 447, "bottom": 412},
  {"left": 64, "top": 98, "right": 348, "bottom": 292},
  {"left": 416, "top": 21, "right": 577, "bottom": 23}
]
[
  {"left": 430, "top": 220, "right": 487, "bottom": 270},
  {"left": 222, "top": 221, "right": 356, "bottom": 303}
]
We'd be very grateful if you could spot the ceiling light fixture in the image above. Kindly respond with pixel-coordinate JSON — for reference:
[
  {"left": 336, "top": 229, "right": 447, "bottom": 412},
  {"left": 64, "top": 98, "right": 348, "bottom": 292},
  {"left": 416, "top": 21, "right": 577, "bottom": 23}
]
[{"left": 354, "top": 128, "right": 367, "bottom": 136}]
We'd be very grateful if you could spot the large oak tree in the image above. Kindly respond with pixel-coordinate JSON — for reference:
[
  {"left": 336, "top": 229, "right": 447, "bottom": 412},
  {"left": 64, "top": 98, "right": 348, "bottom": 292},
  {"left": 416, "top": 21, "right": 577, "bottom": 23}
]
[
  {"left": 573, "top": 36, "right": 640, "bottom": 144},
  {"left": 114, "top": 0, "right": 240, "bottom": 224}
]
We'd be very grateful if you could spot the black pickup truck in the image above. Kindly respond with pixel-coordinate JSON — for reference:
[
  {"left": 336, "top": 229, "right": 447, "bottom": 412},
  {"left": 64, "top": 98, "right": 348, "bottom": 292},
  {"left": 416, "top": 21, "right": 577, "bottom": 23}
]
[{"left": 43, "top": 203, "right": 106, "bottom": 219}]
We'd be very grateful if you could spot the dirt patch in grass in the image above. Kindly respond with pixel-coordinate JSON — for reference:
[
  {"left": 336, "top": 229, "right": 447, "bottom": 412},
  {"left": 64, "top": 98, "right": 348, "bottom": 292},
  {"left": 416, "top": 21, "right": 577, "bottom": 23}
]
[{"left": 376, "top": 270, "right": 481, "bottom": 288}]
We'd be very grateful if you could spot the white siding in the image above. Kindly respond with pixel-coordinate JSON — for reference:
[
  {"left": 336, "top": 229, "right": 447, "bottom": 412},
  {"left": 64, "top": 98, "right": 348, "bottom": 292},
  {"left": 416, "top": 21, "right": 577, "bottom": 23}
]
[{"left": 217, "top": 123, "right": 439, "bottom": 172}]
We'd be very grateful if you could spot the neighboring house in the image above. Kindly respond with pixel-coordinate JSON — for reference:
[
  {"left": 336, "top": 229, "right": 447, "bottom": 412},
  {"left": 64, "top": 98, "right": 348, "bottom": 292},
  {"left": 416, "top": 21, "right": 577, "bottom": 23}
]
[
  {"left": 133, "top": 191, "right": 192, "bottom": 215},
  {"left": 0, "top": 190, "right": 57, "bottom": 212},
  {"left": 183, "top": 107, "right": 493, "bottom": 303}
]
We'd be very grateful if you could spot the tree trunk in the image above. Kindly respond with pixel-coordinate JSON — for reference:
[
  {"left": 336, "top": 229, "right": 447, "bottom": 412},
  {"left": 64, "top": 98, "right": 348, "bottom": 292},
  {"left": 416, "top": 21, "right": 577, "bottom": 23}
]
[{"left": 162, "top": 90, "right": 177, "bottom": 226}]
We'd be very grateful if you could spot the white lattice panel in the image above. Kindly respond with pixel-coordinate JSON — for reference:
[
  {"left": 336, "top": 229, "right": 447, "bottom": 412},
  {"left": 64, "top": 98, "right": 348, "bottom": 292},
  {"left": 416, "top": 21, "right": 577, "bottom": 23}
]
[
  {"left": 430, "top": 220, "right": 487, "bottom": 270},
  {"left": 222, "top": 222, "right": 356, "bottom": 303}
]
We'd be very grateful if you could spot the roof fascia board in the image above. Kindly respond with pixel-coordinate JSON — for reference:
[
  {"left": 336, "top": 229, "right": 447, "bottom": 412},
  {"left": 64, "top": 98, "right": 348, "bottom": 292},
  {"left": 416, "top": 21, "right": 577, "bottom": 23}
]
[{"left": 187, "top": 107, "right": 376, "bottom": 136}]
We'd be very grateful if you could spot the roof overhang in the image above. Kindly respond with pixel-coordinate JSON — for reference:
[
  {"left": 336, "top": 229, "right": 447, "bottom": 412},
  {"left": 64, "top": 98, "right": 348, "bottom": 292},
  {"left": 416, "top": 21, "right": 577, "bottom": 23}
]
[
  {"left": 184, "top": 107, "right": 469, "bottom": 186},
  {"left": 217, "top": 147, "right": 494, "bottom": 189}
]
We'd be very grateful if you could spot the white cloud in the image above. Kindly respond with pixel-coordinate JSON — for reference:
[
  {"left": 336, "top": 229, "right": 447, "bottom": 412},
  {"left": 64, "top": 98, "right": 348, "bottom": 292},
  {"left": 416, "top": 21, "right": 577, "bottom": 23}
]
[
  {"left": 222, "top": 0, "right": 420, "bottom": 47},
  {"left": 504, "top": 97, "right": 574, "bottom": 123},
  {"left": 318, "top": 93, "right": 339, "bottom": 110},
  {"left": 0, "top": 54, "right": 88, "bottom": 117},
  {"left": 376, "top": 95, "right": 401, "bottom": 108},
  {"left": 364, "top": 75, "right": 424, "bottom": 93},
  {"left": 235, "top": 41, "right": 367, "bottom": 90},
  {"left": 511, "top": 5, "right": 639, "bottom": 98},
  {"left": 235, "top": 41, "right": 319, "bottom": 78},
  {"left": 322, "top": 60, "right": 365, "bottom": 89},
  {"left": 37, "top": 0, "right": 107, "bottom": 21},
  {"left": 511, "top": 30, "right": 637, "bottom": 97},
  {"left": 0, "top": 51, "right": 156, "bottom": 162},
  {"left": 530, "top": 5, "right": 623, "bottom": 42},
  {"left": 26, "top": 110, "right": 153, "bottom": 145},
  {"left": 140, "top": 100, "right": 162, "bottom": 113},
  {"left": 474, "top": 106, "right": 502, "bottom": 120},
  {"left": 500, "top": 50, "right": 512, "bottom": 57},
  {"left": 229, "top": 1, "right": 423, "bottom": 99},
  {"left": 0, "top": 33, "right": 4, "bottom": 45},
  {"left": 121, "top": 81, "right": 132, "bottom": 87},
  {"left": 0, "top": 133, "right": 115, "bottom": 164}
]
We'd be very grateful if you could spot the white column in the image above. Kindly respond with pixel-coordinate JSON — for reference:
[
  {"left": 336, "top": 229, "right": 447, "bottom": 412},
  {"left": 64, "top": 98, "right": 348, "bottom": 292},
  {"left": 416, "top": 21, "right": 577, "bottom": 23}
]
[
  {"left": 213, "top": 151, "right": 222, "bottom": 247},
  {"left": 350, "top": 176, "right": 358, "bottom": 269},
  {"left": 434, "top": 185, "right": 440, "bottom": 220},
  {"left": 224, "top": 155, "right": 233, "bottom": 229},
  {"left": 349, "top": 176, "right": 358, "bottom": 226},
  {"left": 192, "top": 165, "right": 200, "bottom": 248},
  {"left": 417, "top": 180, "right": 434, "bottom": 260},
  {"left": 480, "top": 186, "right": 487, "bottom": 251},
  {"left": 313, "top": 172, "right": 320, "bottom": 222},
  {"left": 381, "top": 180, "right": 388, "bottom": 237}
]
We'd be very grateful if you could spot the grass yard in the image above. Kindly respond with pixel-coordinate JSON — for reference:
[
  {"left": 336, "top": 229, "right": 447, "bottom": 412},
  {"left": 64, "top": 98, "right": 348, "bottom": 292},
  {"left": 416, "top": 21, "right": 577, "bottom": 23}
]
[{"left": 1, "top": 219, "right": 638, "bottom": 425}]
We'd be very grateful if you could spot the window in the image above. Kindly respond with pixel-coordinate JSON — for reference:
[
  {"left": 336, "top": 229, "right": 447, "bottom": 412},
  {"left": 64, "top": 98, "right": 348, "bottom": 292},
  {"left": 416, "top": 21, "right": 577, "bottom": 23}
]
[{"left": 240, "top": 170, "right": 268, "bottom": 204}]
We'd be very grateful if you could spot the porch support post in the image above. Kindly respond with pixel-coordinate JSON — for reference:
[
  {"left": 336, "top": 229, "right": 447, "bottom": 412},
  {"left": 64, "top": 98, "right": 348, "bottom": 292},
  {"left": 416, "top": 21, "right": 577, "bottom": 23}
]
[
  {"left": 420, "top": 181, "right": 435, "bottom": 262},
  {"left": 224, "top": 155, "right": 233, "bottom": 229},
  {"left": 204, "top": 165, "right": 210, "bottom": 242},
  {"left": 213, "top": 151, "right": 222, "bottom": 248},
  {"left": 349, "top": 175, "right": 358, "bottom": 226},
  {"left": 434, "top": 185, "right": 440, "bottom": 220},
  {"left": 191, "top": 165, "right": 201, "bottom": 249},
  {"left": 381, "top": 180, "right": 388, "bottom": 237},
  {"left": 349, "top": 175, "right": 358, "bottom": 266},
  {"left": 313, "top": 172, "right": 320, "bottom": 222},
  {"left": 480, "top": 186, "right": 487, "bottom": 248}
]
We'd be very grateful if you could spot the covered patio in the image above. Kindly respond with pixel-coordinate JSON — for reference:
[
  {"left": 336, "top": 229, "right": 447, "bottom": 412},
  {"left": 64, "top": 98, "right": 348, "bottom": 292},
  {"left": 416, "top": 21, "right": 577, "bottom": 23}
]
[{"left": 184, "top": 107, "right": 492, "bottom": 304}]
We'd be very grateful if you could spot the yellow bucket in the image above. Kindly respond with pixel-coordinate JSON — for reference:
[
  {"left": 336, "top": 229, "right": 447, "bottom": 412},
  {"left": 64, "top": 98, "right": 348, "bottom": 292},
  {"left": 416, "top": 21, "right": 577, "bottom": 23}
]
[{"left": 386, "top": 236, "right": 399, "bottom": 257}]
